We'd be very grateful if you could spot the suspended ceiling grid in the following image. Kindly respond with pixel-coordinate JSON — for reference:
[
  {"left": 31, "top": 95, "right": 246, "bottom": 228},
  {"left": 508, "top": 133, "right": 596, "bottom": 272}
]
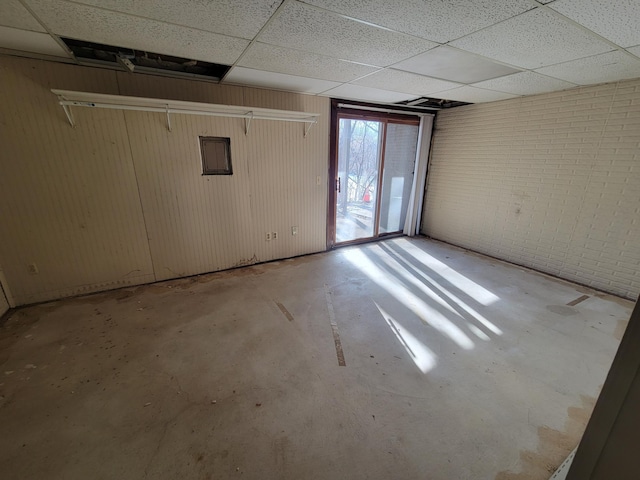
[{"left": 2, "top": 0, "right": 640, "bottom": 103}]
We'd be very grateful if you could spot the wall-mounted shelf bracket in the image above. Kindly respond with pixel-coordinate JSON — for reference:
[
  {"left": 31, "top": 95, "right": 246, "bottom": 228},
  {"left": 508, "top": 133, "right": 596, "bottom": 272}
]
[
  {"left": 245, "top": 112, "right": 254, "bottom": 135},
  {"left": 304, "top": 119, "right": 317, "bottom": 138},
  {"left": 61, "top": 103, "right": 75, "bottom": 127}
]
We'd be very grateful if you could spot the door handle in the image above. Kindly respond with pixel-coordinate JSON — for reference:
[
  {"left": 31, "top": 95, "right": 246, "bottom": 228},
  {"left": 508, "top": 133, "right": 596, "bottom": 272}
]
[{"left": 336, "top": 177, "right": 341, "bottom": 193}]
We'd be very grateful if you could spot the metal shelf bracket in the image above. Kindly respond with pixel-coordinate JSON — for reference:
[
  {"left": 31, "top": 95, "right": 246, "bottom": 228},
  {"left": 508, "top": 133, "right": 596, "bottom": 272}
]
[
  {"left": 61, "top": 103, "right": 75, "bottom": 127},
  {"left": 304, "top": 119, "right": 317, "bottom": 138},
  {"left": 245, "top": 112, "right": 254, "bottom": 135}
]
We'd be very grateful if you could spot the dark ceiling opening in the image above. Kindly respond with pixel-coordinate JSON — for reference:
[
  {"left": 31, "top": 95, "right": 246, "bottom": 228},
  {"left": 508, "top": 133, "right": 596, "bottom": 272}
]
[
  {"left": 61, "top": 37, "right": 230, "bottom": 81},
  {"left": 396, "top": 97, "right": 470, "bottom": 109}
]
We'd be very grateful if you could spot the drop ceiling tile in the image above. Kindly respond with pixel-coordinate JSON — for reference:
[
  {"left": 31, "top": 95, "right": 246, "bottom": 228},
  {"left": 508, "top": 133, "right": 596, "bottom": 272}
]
[
  {"left": 302, "top": 0, "right": 533, "bottom": 43},
  {"left": 549, "top": 0, "right": 640, "bottom": 48},
  {"left": 535, "top": 51, "right": 640, "bottom": 86},
  {"left": 25, "top": 0, "right": 249, "bottom": 64},
  {"left": 258, "top": 1, "right": 437, "bottom": 67},
  {"left": 0, "top": 25, "right": 70, "bottom": 57},
  {"left": 0, "top": 0, "right": 44, "bottom": 32},
  {"left": 432, "top": 86, "right": 519, "bottom": 103},
  {"left": 449, "top": 8, "right": 614, "bottom": 69},
  {"left": 393, "top": 46, "right": 521, "bottom": 84},
  {"left": 224, "top": 67, "right": 340, "bottom": 94},
  {"left": 238, "top": 42, "right": 380, "bottom": 83},
  {"left": 319, "top": 84, "right": 414, "bottom": 103},
  {"left": 353, "top": 69, "right": 461, "bottom": 96},
  {"left": 473, "top": 71, "right": 576, "bottom": 96},
  {"left": 64, "top": 0, "right": 278, "bottom": 40}
]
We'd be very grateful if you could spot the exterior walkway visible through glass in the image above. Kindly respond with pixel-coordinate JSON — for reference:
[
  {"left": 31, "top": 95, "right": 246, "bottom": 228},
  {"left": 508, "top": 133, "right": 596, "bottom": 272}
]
[{"left": 336, "top": 203, "right": 374, "bottom": 243}]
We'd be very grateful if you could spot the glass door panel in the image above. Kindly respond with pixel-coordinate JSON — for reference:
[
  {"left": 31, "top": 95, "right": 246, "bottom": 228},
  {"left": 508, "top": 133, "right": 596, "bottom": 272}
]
[
  {"left": 336, "top": 118, "right": 383, "bottom": 243},
  {"left": 378, "top": 123, "right": 419, "bottom": 234}
]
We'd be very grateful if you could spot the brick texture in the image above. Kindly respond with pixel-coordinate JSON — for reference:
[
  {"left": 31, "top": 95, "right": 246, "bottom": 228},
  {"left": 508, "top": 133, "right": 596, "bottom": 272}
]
[{"left": 422, "top": 79, "right": 640, "bottom": 299}]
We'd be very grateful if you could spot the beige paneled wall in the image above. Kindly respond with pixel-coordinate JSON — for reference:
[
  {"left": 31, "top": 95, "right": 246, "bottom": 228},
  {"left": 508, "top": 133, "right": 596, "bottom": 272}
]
[
  {"left": 0, "top": 57, "right": 155, "bottom": 306},
  {"left": 0, "top": 55, "right": 329, "bottom": 305},
  {"left": 115, "top": 71, "right": 245, "bottom": 105},
  {"left": 122, "top": 112, "right": 255, "bottom": 281},
  {"left": 422, "top": 79, "right": 640, "bottom": 299}
]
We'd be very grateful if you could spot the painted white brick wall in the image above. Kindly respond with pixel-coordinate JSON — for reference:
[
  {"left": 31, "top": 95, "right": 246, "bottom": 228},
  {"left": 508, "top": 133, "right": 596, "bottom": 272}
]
[{"left": 422, "top": 79, "right": 640, "bottom": 300}]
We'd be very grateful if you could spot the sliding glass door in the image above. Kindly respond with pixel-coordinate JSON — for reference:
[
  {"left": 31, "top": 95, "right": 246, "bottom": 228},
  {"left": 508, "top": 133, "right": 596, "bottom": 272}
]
[
  {"left": 332, "top": 111, "right": 419, "bottom": 246},
  {"left": 336, "top": 118, "right": 383, "bottom": 243}
]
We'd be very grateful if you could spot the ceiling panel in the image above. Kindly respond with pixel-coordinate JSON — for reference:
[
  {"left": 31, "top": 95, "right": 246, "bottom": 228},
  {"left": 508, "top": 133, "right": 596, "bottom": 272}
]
[
  {"left": 549, "top": 0, "right": 640, "bottom": 48},
  {"left": 224, "top": 67, "right": 340, "bottom": 94},
  {"left": 0, "top": 0, "right": 45, "bottom": 32},
  {"left": 258, "top": 1, "right": 437, "bottom": 67},
  {"left": 450, "top": 8, "right": 614, "bottom": 69},
  {"left": 238, "top": 42, "right": 380, "bottom": 83},
  {"left": 0, "top": 26, "right": 70, "bottom": 57},
  {"left": 319, "top": 84, "right": 414, "bottom": 103},
  {"left": 4, "top": 0, "right": 638, "bottom": 105},
  {"left": 301, "top": 0, "right": 533, "bottom": 43},
  {"left": 535, "top": 51, "right": 640, "bottom": 85},
  {"left": 431, "top": 86, "right": 519, "bottom": 103},
  {"left": 25, "top": 0, "right": 249, "bottom": 65},
  {"left": 65, "top": 0, "right": 279, "bottom": 40},
  {"left": 473, "top": 71, "right": 576, "bottom": 95},
  {"left": 353, "top": 69, "right": 461, "bottom": 96},
  {"left": 393, "top": 46, "right": 521, "bottom": 84}
]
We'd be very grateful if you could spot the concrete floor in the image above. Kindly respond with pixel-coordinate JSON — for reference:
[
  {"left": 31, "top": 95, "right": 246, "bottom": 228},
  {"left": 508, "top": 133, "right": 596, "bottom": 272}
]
[{"left": 0, "top": 237, "right": 632, "bottom": 480}]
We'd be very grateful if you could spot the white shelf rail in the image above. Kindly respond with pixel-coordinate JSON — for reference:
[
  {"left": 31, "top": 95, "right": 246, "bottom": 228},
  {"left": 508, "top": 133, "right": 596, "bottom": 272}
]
[{"left": 51, "top": 89, "right": 320, "bottom": 137}]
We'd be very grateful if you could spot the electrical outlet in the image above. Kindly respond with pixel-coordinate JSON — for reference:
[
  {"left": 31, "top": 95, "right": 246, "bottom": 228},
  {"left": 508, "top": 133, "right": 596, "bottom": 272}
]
[
  {"left": 272, "top": 231, "right": 278, "bottom": 240},
  {"left": 292, "top": 226, "right": 298, "bottom": 236},
  {"left": 266, "top": 232, "right": 271, "bottom": 241},
  {"left": 316, "top": 176, "right": 321, "bottom": 186},
  {"left": 27, "top": 263, "right": 39, "bottom": 274}
]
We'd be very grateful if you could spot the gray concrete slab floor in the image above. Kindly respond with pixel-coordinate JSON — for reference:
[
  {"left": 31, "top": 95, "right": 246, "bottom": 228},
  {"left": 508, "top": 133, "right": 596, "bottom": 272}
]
[{"left": 0, "top": 237, "right": 633, "bottom": 479}]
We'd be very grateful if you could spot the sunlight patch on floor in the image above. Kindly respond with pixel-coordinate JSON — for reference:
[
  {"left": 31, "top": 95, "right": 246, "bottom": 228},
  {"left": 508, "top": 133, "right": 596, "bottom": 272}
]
[
  {"left": 375, "top": 302, "right": 437, "bottom": 373},
  {"left": 343, "top": 247, "right": 475, "bottom": 350},
  {"left": 396, "top": 238, "right": 500, "bottom": 306}
]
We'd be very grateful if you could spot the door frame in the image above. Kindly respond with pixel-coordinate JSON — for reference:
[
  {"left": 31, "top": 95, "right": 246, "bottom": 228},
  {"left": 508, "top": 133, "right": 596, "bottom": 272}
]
[{"left": 327, "top": 99, "right": 421, "bottom": 249}]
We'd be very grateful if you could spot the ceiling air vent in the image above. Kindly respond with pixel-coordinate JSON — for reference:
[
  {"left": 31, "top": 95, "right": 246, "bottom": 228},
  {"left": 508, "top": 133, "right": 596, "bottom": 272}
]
[{"left": 61, "top": 38, "right": 230, "bottom": 82}]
